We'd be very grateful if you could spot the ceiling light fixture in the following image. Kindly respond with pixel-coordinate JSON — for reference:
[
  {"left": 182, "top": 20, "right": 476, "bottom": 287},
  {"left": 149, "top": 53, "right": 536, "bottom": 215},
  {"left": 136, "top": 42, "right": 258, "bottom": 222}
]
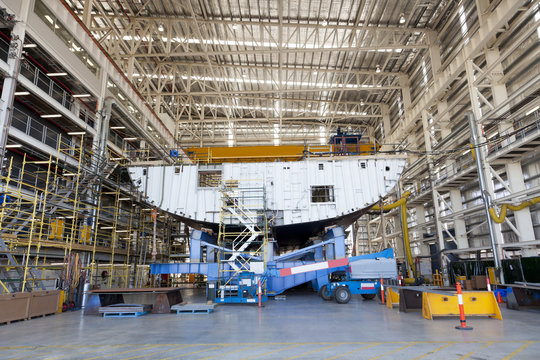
[
  {"left": 110, "top": 126, "right": 126, "bottom": 130},
  {"left": 124, "top": 137, "right": 137, "bottom": 141},
  {"left": 376, "top": 65, "right": 381, "bottom": 73},
  {"left": 67, "top": 131, "right": 86, "bottom": 135},
  {"left": 399, "top": 13, "right": 406, "bottom": 24},
  {"left": 232, "top": 24, "right": 238, "bottom": 30},
  {"left": 46, "top": 72, "right": 68, "bottom": 77},
  {"left": 5, "top": 144, "right": 22, "bottom": 148},
  {"left": 23, "top": 43, "right": 37, "bottom": 48},
  {"left": 14, "top": 91, "right": 30, "bottom": 96},
  {"left": 321, "top": 20, "right": 328, "bottom": 27},
  {"left": 73, "top": 94, "right": 91, "bottom": 98},
  {"left": 158, "top": 23, "right": 164, "bottom": 32},
  {"left": 41, "top": 114, "right": 62, "bottom": 118}
]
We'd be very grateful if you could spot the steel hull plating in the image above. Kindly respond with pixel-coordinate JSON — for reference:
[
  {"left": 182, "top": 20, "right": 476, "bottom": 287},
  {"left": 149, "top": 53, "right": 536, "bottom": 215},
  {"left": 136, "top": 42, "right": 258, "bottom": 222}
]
[{"left": 129, "top": 156, "right": 406, "bottom": 245}]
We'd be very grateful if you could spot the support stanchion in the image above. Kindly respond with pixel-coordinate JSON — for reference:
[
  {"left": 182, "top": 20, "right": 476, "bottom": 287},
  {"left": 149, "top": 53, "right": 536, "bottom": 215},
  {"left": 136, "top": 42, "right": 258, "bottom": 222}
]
[
  {"left": 455, "top": 282, "right": 473, "bottom": 330},
  {"left": 380, "top": 277, "right": 385, "bottom": 305},
  {"left": 258, "top": 280, "right": 261, "bottom": 307}
]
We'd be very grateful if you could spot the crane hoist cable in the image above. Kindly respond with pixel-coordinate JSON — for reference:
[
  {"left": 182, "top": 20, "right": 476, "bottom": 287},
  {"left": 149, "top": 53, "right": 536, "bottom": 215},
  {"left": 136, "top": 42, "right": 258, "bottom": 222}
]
[{"left": 489, "top": 197, "right": 540, "bottom": 224}]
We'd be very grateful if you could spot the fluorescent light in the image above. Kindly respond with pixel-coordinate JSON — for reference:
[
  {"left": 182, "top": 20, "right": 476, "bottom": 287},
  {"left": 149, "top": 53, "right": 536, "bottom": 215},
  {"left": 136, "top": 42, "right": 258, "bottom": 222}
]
[
  {"left": 124, "top": 137, "right": 137, "bottom": 141},
  {"left": 119, "top": 198, "right": 131, "bottom": 201},
  {"left": 525, "top": 106, "right": 539, "bottom": 116},
  {"left": 41, "top": 114, "right": 62, "bottom": 118},
  {"left": 116, "top": 230, "right": 128, "bottom": 233},
  {"left": 63, "top": 172, "right": 76, "bottom": 176},
  {"left": 73, "top": 94, "right": 91, "bottom": 98},
  {"left": 14, "top": 91, "right": 30, "bottom": 96},
  {"left": 47, "top": 72, "right": 68, "bottom": 76},
  {"left": 101, "top": 226, "right": 113, "bottom": 230},
  {"left": 44, "top": 15, "right": 54, "bottom": 24},
  {"left": 5, "top": 144, "right": 22, "bottom": 148},
  {"left": 67, "top": 131, "right": 86, "bottom": 135},
  {"left": 23, "top": 43, "right": 37, "bottom": 48},
  {"left": 110, "top": 126, "right": 125, "bottom": 129},
  {"left": 118, "top": 93, "right": 126, "bottom": 101}
]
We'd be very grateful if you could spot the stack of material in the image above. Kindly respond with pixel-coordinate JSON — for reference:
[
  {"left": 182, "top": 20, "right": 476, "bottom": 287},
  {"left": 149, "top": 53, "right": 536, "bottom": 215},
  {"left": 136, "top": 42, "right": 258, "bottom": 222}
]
[
  {"left": 98, "top": 304, "right": 151, "bottom": 317},
  {"left": 471, "top": 276, "right": 487, "bottom": 290}
]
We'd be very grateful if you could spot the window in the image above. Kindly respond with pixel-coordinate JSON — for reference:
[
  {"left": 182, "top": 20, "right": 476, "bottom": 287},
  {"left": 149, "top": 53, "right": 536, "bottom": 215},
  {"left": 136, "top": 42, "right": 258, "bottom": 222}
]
[
  {"left": 198, "top": 170, "right": 221, "bottom": 187},
  {"left": 174, "top": 166, "right": 181, "bottom": 174},
  {"left": 311, "top": 186, "right": 335, "bottom": 203},
  {"left": 318, "top": 164, "right": 324, "bottom": 170},
  {"left": 360, "top": 162, "right": 366, "bottom": 169}
]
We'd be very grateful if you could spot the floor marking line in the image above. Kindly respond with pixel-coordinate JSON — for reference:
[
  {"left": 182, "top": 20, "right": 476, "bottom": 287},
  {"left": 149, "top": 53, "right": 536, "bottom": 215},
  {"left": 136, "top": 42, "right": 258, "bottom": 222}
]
[
  {"left": 198, "top": 344, "right": 265, "bottom": 360},
  {"left": 82, "top": 345, "right": 159, "bottom": 360},
  {"left": 120, "top": 344, "right": 194, "bottom": 360},
  {"left": 502, "top": 341, "right": 535, "bottom": 360},
  {"left": 283, "top": 344, "right": 342, "bottom": 360},
  {"left": 241, "top": 344, "right": 304, "bottom": 360},
  {"left": 457, "top": 341, "right": 494, "bottom": 360},
  {"left": 45, "top": 345, "right": 132, "bottom": 360},
  {"left": 160, "top": 345, "right": 228, "bottom": 360},
  {"left": 368, "top": 342, "right": 418, "bottom": 360},
  {"left": 412, "top": 342, "right": 454, "bottom": 360},
  {"left": 324, "top": 343, "right": 381, "bottom": 360}
]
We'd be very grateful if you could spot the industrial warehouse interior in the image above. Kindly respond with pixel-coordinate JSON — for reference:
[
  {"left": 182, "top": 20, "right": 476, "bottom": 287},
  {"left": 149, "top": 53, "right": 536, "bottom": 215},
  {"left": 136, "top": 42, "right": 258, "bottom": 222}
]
[{"left": 0, "top": 0, "right": 539, "bottom": 359}]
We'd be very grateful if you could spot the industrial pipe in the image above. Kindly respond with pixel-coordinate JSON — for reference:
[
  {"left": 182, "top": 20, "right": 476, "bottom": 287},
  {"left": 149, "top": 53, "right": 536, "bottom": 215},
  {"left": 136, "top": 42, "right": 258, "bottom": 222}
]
[
  {"left": 371, "top": 191, "right": 415, "bottom": 278},
  {"left": 488, "top": 197, "right": 540, "bottom": 223}
]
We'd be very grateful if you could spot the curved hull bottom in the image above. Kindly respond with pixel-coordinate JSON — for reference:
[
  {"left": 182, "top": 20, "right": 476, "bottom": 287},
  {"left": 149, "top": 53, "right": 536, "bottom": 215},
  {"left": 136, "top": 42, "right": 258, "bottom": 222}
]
[{"left": 173, "top": 205, "right": 373, "bottom": 249}]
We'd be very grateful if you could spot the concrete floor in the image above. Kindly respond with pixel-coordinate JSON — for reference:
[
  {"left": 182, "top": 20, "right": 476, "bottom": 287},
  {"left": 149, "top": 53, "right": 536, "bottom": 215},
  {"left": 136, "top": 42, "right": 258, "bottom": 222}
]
[{"left": 0, "top": 287, "right": 539, "bottom": 359}]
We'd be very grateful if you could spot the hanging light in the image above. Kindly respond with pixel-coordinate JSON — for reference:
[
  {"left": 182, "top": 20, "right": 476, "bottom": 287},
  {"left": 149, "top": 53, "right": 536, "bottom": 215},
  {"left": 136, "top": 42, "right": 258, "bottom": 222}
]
[
  {"left": 158, "top": 23, "right": 164, "bottom": 32},
  {"left": 376, "top": 65, "right": 381, "bottom": 73},
  {"left": 399, "top": 13, "right": 406, "bottom": 24},
  {"left": 321, "top": 20, "right": 328, "bottom": 27}
]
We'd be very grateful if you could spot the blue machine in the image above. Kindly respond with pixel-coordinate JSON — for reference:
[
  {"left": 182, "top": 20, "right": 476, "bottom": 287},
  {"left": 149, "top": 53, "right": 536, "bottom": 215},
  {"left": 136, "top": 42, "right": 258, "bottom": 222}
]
[
  {"left": 318, "top": 251, "right": 397, "bottom": 304},
  {"left": 212, "top": 272, "right": 268, "bottom": 304},
  {"left": 151, "top": 226, "right": 396, "bottom": 304}
]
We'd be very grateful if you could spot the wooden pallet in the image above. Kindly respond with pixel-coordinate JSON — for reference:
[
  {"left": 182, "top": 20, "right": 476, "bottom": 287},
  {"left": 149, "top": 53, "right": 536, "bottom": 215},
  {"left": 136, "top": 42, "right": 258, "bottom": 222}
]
[
  {"left": 103, "top": 311, "right": 148, "bottom": 318},
  {"left": 172, "top": 303, "right": 214, "bottom": 314}
]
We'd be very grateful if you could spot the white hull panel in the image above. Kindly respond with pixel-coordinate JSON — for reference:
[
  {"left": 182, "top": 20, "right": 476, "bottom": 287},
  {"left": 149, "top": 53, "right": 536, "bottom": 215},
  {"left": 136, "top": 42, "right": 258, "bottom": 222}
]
[{"left": 129, "top": 156, "right": 406, "bottom": 230}]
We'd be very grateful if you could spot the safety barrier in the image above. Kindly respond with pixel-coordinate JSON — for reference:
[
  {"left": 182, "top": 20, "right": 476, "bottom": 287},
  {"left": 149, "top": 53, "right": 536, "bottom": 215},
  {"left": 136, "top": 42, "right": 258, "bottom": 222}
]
[
  {"left": 422, "top": 290, "right": 502, "bottom": 320},
  {"left": 386, "top": 287, "right": 400, "bottom": 309}
]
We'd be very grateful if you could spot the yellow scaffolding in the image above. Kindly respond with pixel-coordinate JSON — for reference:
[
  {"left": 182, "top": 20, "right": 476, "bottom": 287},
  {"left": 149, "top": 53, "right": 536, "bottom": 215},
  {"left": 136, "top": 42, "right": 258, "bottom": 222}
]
[{"left": 0, "top": 133, "right": 166, "bottom": 294}]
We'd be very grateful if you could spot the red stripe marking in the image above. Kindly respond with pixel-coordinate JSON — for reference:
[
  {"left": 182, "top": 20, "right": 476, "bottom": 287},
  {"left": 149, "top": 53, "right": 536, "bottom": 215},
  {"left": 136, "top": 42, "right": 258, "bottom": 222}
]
[
  {"left": 280, "top": 268, "right": 292, "bottom": 277},
  {"left": 327, "top": 258, "right": 349, "bottom": 268}
]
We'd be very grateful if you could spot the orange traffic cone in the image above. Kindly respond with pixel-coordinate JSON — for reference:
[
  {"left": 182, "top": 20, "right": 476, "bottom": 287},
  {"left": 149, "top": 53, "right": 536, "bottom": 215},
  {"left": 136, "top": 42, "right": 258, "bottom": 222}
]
[{"left": 497, "top": 291, "right": 503, "bottom": 304}]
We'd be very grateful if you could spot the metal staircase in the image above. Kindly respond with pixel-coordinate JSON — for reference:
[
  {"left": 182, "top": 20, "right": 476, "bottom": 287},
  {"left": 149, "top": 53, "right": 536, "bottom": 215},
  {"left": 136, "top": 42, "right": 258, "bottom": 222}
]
[{"left": 216, "top": 179, "right": 268, "bottom": 302}]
